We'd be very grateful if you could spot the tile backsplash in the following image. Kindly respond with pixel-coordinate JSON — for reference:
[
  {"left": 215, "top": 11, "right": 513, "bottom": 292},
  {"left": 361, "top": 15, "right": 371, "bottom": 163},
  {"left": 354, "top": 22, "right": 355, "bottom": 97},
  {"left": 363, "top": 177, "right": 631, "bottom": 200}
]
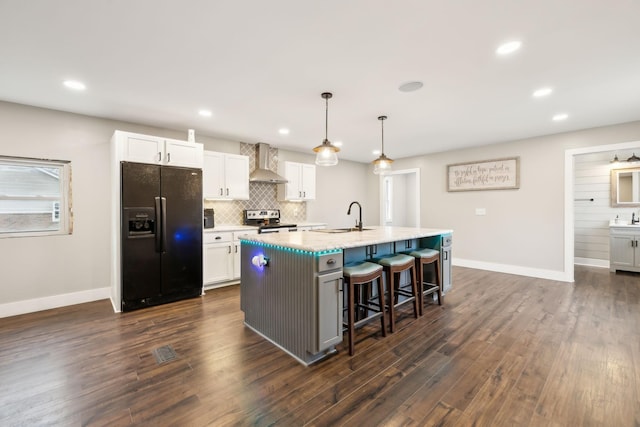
[{"left": 204, "top": 143, "right": 307, "bottom": 225}]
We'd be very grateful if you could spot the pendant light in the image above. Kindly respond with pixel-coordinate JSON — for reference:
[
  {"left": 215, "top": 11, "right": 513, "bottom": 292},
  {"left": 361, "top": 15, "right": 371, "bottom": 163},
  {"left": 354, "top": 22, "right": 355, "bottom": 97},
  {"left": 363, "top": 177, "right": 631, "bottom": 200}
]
[
  {"left": 313, "top": 92, "right": 339, "bottom": 166},
  {"left": 373, "top": 115, "right": 393, "bottom": 174}
]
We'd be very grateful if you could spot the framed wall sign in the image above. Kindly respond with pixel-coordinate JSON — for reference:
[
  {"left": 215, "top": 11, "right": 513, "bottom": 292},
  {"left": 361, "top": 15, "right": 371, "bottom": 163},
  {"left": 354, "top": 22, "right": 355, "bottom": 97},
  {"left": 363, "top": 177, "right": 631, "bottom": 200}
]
[{"left": 447, "top": 157, "right": 520, "bottom": 192}]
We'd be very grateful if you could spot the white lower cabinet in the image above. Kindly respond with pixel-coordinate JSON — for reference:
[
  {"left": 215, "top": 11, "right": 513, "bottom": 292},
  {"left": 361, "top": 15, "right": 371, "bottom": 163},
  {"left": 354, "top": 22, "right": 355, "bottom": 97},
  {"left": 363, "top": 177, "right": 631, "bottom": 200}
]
[
  {"left": 610, "top": 226, "right": 640, "bottom": 273},
  {"left": 204, "top": 229, "right": 257, "bottom": 288}
]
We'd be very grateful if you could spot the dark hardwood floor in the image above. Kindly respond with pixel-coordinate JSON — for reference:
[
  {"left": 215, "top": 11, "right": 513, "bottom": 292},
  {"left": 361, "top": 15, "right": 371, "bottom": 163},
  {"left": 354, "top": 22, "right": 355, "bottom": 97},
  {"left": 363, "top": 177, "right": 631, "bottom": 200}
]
[{"left": 2, "top": 265, "right": 640, "bottom": 426}]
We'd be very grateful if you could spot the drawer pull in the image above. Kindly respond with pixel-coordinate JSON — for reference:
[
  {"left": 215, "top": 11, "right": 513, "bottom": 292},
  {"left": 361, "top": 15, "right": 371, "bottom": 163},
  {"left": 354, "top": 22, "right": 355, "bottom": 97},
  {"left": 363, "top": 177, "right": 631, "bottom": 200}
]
[
  {"left": 215, "top": 236, "right": 222, "bottom": 240},
  {"left": 326, "top": 258, "right": 336, "bottom": 265}
]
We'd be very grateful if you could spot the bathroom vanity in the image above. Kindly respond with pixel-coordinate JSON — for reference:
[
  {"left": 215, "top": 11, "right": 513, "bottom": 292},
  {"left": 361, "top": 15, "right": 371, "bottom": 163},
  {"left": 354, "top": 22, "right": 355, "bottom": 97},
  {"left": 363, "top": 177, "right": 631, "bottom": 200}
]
[{"left": 610, "top": 220, "right": 640, "bottom": 273}]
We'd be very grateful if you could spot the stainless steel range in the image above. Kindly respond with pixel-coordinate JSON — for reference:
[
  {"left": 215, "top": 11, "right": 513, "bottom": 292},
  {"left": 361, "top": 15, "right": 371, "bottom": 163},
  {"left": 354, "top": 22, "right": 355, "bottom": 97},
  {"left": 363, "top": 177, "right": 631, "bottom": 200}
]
[{"left": 243, "top": 209, "right": 297, "bottom": 233}]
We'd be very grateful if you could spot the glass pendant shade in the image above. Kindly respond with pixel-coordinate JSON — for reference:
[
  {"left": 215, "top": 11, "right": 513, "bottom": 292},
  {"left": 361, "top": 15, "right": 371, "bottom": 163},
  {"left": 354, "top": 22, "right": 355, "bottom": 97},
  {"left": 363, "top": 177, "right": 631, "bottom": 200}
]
[
  {"left": 373, "top": 115, "right": 393, "bottom": 175},
  {"left": 373, "top": 154, "right": 393, "bottom": 174},
  {"left": 314, "top": 140, "right": 339, "bottom": 166},
  {"left": 313, "top": 92, "right": 339, "bottom": 166}
]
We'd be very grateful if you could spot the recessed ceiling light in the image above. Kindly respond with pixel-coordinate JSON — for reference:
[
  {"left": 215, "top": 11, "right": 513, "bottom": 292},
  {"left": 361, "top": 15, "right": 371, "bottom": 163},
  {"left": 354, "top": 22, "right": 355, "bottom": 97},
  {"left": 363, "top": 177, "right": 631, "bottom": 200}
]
[
  {"left": 399, "top": 81, "right": 423, "bottom": 92},
  {"left": 334, "top": 141, "right": 343, "bottom": 147},
  {"left": 198, "top": 110, "right": 212, "bottom": 117},
  {"left": 279, "top": 128, "right": 290, "bottom": 135},
  {"left": 496, "top": 41, "right": 522, "bottom": 56},
  {"left": 533, "top": 87, "right": 553, "bottom": 98},
  {"left": 372, "top": 149, "right": 381, "bottom": 155},
  {"left": 552, "top": 113, "right": 568, "bottom": 121},
  {"left": 63, "top": 80, "right": 86, "bottom": 91}
]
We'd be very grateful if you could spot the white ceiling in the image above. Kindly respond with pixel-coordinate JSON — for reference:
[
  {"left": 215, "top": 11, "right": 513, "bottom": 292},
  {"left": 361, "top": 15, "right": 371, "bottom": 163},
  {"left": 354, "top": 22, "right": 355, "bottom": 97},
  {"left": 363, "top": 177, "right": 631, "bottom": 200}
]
[{"left": 1, "top": 1, "right": 640, "bottom": 163}]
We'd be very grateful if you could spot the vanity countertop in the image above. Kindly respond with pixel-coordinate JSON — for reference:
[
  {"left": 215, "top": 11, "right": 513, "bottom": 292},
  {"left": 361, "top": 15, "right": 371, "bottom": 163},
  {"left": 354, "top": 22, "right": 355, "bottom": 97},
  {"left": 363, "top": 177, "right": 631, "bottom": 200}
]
[{"left": 609, "top": 220, "right": 640, "bottom": 228}]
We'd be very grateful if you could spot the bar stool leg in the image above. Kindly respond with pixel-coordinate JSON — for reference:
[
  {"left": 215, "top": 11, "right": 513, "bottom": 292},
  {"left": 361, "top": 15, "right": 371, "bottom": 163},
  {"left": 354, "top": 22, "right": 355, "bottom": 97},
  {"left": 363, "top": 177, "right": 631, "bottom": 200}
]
[
  {"left": 434, "top": 258, "right": 442, "bottom": 305},
  {"left": 386, "top": 269, "right": 396, "bottom": 333},
  {"left": 409, "top": 264, "right": 419, "bottom": 318},
  {"left": 376, "top": 277, "right": 388, "bottom": 337},
  {"left": 347, "top": 279, "right": 356, "bottom": 356},
  {"left": 415, "top": 259, "right": 424, "bottom": 316}
]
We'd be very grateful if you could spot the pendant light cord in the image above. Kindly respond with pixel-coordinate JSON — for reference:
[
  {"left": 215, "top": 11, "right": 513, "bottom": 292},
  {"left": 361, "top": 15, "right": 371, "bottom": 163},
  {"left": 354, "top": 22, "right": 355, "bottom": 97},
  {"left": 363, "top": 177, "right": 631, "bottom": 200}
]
[
  {"left": 380, "top": 118, "right": 384, "bottom": 154},
  {"left": 325, "top": 96, "right": 329, "bottom": 142}
]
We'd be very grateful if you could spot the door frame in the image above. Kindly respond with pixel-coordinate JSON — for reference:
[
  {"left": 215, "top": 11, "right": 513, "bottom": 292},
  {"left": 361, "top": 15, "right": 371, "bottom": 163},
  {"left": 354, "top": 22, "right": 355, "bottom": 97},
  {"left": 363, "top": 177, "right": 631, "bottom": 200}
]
[
  {"left": 379, "top": 168, "right": 421, "bottom": 227},
  {"left": 564, "top": 139, "right": 640, "bottom": 282}
]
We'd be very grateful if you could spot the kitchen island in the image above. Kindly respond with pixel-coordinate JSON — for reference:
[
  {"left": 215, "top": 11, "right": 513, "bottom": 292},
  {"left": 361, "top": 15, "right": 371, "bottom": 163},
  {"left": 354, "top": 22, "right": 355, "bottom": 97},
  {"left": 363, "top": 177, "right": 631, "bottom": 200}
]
[{"left": 239, "top": 226, "right": 453, "bottom": 365}]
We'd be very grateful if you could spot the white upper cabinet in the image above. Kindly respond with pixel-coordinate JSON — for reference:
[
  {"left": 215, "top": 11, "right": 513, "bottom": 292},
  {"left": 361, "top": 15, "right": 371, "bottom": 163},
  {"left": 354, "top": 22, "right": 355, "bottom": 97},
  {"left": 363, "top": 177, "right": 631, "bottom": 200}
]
[
  {"left": 278, "top": 161, "right": 316, "bottom": 201},
  {"left": 163, "top": 138, "right": 204, "bottom": 168},
  {"left": 114, "top": 131, "right": 203, "bottom": 168},
  {"left": 203, "top": 151, "right": 250, "bottom": 200}
]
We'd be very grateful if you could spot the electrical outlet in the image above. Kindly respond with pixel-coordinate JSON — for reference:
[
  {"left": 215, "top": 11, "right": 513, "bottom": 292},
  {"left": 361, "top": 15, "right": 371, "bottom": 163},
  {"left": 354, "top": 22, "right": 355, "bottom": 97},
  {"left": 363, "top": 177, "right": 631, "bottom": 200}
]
[{"left": 475, "top": 208, "right": 486, "bottom": 216}]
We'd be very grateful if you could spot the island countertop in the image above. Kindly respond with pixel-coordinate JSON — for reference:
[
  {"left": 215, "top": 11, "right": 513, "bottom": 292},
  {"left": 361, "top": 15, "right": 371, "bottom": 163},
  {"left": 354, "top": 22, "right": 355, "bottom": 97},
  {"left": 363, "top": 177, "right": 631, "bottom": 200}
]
[{"left": 239, "top": 226, "right": 453, "bottom": 252}]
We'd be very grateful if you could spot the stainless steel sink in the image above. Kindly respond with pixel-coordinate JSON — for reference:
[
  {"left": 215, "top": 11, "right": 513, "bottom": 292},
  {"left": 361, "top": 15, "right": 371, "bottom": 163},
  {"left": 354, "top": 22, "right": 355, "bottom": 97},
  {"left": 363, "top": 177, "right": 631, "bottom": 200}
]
[{"left": 311, "top": 227, "right": 372, "bottom": 233}]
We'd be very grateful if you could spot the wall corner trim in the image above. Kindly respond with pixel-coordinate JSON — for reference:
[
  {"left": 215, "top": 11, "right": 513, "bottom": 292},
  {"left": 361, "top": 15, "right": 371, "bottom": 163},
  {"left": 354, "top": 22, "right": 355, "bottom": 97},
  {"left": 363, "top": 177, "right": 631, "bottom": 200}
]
[
  {"left": 0, "top": 287, "right": 111, "bottom": 319},
  {"left": 452, "top": 258, "right": 573, "bottom": 283}
]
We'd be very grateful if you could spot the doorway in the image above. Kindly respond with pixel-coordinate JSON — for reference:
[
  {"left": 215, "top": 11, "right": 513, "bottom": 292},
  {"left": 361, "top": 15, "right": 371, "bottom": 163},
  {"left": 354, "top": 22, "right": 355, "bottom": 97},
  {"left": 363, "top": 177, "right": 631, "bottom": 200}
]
[
  {"left": 564, "top": 140, "right": 640, "bottom": 282},
  {"left": 379, "top": 168, "right": 420, "bottom": 227}
]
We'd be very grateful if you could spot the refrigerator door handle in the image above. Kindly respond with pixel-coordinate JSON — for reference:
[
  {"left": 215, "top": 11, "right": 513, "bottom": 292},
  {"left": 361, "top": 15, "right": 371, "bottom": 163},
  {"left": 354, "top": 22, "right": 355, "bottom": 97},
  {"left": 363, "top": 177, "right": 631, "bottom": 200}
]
[
  {"left": 161, "top": 197, "right": 168, "bottom": 253},
  {"left": 154, "top": 197, "right": 162, "bottom": 253}
]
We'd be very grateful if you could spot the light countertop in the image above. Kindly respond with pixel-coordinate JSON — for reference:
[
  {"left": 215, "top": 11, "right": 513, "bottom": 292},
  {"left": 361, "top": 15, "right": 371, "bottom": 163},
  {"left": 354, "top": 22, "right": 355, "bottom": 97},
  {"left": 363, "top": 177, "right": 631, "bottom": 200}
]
[
  {"left": 609, "top": 220, "right": 640, "bottom": 228},
  {"left": 205, "top": 225, "right": 258, "bottom": 232},
  {"left": 240, "top": 226, "right": 452, "bottom": 252},
  {"left": 204, "top": 222, "right": 326, "bottom": 232}
]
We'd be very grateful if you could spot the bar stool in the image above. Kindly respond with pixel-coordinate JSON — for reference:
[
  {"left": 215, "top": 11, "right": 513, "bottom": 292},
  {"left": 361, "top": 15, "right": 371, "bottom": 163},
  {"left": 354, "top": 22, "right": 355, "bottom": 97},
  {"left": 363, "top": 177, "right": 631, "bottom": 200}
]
[
  {"left": 342, "top": 261, "right": 387, "bottom": 356},
  {"left": 373, "top": 254, "right": 419, "bottom": 333},
  {"left": 406, "top": 248, "right": 442, "bottom": 316}
]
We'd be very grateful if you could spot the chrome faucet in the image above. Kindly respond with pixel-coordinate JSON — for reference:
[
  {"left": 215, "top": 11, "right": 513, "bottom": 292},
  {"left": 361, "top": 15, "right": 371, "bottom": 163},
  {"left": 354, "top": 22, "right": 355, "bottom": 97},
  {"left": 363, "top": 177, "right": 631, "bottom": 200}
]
[{"left": 347, "top": 201, "right": 363, "bottom": 231}]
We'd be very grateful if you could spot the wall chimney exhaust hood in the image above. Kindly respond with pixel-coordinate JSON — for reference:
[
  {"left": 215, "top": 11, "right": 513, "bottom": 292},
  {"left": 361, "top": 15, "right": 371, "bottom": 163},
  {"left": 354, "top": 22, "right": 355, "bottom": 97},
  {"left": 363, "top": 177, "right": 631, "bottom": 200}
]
[{"left": 249, "top": 143, "right": 288, "bottom": 183}]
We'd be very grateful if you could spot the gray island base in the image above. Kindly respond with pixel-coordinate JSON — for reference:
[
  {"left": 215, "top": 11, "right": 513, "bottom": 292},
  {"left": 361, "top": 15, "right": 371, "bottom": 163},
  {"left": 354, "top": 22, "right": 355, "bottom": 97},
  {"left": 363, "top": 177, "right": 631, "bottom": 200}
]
[{"left": 239, "top": 226, "right": 452, "bottom": 365}]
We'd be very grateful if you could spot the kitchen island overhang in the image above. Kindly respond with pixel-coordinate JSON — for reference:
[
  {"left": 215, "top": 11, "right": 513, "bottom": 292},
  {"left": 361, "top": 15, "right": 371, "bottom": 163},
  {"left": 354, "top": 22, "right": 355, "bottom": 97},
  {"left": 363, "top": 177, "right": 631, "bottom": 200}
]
[{"left": 239, "top": 226, "right": 453, "bottom": 365}]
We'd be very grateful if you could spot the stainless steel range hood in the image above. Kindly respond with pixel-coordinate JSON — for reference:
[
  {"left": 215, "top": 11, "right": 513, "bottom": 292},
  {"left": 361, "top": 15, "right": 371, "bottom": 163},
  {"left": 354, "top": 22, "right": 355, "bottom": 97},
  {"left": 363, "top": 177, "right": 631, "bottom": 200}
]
[{"left": 249, "top": 143, "right": 288, "bottom": 183}]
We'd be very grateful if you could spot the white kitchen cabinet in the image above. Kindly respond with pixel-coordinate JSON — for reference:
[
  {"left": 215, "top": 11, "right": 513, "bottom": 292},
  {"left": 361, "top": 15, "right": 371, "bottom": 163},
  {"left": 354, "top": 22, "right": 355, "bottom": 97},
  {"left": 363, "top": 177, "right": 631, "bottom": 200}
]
[
  {"left": 204, "top": 229, "right": 258, "bottom": 288},
  {"left": 115, "top": 131, "right": 203, "bottom": 168},
  {"left": 277, "top": 161, "right": 316, "bottom": 201},
  {"left": 610, "top": 225, "right": 640, "bottom": 273},
  {"left": 204, "top": 232, "right": 234, "bottom": 285},
  {"left": 203, "top": 151, "right": 250, "bottom": 200}
]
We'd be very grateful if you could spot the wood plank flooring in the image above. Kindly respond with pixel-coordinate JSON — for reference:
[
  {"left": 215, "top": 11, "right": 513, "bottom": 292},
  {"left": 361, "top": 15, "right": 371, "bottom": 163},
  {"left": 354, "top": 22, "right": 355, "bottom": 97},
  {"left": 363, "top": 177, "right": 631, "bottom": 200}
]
[{"left": 1, "top": 265, "right": 640, "bottom": 426}]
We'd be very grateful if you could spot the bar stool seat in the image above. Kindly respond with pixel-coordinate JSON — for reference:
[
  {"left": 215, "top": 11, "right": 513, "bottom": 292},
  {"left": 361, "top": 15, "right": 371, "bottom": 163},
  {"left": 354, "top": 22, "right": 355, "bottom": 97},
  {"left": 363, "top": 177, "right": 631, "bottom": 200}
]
[
  {"left": 406, "top": 248, "right": 442, "bottom": 315},
  {"left": 343, "top": 261, "right": 387, "bottom": 356},
  {"left": 373, "top": 253, "right": 419, "bottom": 333}
]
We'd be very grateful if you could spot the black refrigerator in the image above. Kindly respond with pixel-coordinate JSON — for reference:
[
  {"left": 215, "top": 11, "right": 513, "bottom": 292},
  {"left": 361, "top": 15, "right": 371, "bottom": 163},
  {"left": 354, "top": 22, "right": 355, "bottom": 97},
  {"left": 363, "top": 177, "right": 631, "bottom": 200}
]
[{"left": 121, "top": 162, "right": 203, "bottom": 311}]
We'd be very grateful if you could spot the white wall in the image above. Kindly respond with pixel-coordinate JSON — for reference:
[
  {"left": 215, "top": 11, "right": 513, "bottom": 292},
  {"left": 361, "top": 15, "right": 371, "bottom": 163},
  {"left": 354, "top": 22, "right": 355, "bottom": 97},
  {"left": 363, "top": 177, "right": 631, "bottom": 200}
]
[{"left": 383, "top": 120, "right": 640, "bottom": 280}]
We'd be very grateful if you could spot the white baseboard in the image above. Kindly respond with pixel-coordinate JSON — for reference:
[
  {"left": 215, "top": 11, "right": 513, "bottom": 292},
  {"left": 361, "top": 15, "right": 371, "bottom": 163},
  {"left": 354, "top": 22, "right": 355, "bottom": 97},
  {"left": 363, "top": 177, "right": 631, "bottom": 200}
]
[
  {"left": 574, "top": 257, "right": 609, "bottom": 268},
  {"left": 453, "top": 258, "right": 573, "bottom": 282},
  {"left": 0, "top": 287, "right": 111, "bottom": 319}
]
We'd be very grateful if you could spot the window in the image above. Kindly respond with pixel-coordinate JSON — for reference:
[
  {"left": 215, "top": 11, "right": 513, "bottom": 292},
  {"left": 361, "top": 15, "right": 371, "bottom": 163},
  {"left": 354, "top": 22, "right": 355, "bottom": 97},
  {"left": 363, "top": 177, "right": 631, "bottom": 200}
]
[{"left": 0, "top": 156, "right": 72, "bottom": 237}]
